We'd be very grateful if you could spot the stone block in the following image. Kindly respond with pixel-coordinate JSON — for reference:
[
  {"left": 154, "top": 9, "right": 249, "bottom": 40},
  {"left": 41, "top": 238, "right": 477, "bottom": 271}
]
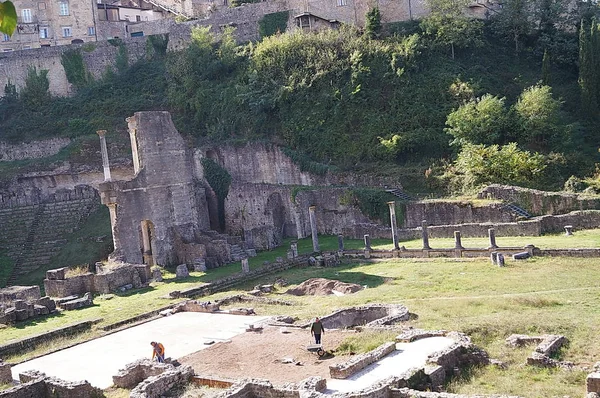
[
  {"left": 46, "top": 267, "right": 67, "bottom": 280},
  {"left": 0, "top": 360, "right": 12, "bottom": 385},
  {"left": 33, "top": 304, "right": 49, "bottom": 316},
  {"left": 175, "top": 264, "right": 189, "bottom": 279},
  {"left": 587, "top": 372, "right": 600, "bottom": 393},
  {"left": 152, "top": 267, "right": 163, "bottom": 282},
  {"left": 246, "top": 249, "right": 257, "bottom": 257},
  {"left": 424, "top": 365, "right": 445, "bottom": 388},
  {"left": 37, "top": 296, "right": 56, "bottom": 312},
  {"left": 12, "top": 300, "right": 27, "bottom": 310},
  {"left": 193, "top": 258, "right": 207, "bottom": 272},
  {"left": 513, "top": 251, "right": 531, "bottom": 260},
  {"left": 15, "top": 309, "right": 29, "bottom": 321}
]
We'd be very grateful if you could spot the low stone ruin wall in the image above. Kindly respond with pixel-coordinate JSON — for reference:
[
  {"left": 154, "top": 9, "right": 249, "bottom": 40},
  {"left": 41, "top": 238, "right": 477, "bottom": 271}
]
[
  {"left": 0, "top": 286, "right": 56, "bottom": 325},
  {"left": 0, "top": 361, "right": 11, "bottom": 385},
  {"left": 344, "top": 210, "right": 600, "bottom": 241},
  {"left": 390, "top": 388, "right": 525, "bottom": 398},
  {"left": 479, "top": 184, "right": 600, "bottom": 216},
  {"left": 112, "top": 358, "right": 194, "bottom": 398},
  {"left": 130, "top": 365, "right": 194, "bottom": 398},
  {"left": 506, "top": 334, "right": 571, "bottom": 369},
  {"left": 329, "top": 342, "right": 396, "bottom": 379},
  {"left": 314, "top": 304, "right": 409, "bottom": 330},
  {"left": 43, "top": 262, "right": 151, "bottom": 298},
  {"left": 0, "top": 370, "right": 102, "bottom": 398}
]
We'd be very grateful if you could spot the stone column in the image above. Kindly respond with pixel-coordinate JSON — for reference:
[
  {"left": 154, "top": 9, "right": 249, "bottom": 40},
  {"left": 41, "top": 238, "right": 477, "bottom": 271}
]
[
  {"left": 388, "top": 201, "right": 399, "bottom": 250},
  {"left": 488, "top": 228, "right": 498, "bottom": 249},
  {"left": 97, "top": 130, "right": 112, "bottom": 182},
  {"left": 490, "top": 251, "right": 498, "bottom": 265},
  {"left": 107, "top": 203, "right": 121, "bottom": 252},
  {"left": 291, "top": 240, "right": 298, "bottom": 258},
  {"left": 364, "top": 234, "right": 371, "bottom": 251},
  {"left": 421, "top": 220, "right": 431, "bottom": 250},
  {"left": 141, "top": 221, "right": 154, "bottom": 266},
  {"left": 241, "top": 258, "right": 250, "bottom": 273},
  {"left": 338, "top": 234, "right": 344, "bottom": 252},
  {"left": 309, "top": 206, "right": 320, "bottom": 252},
  {"left": 497, "top": 253, "right": 505, "bottom": 267},
  {"left": 454, "top": 231, "right": 464, "bottom": 249}
]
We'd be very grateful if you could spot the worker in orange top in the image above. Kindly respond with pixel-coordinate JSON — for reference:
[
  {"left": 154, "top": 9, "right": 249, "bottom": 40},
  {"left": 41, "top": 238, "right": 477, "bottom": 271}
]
[{"left": 151, "top": 341, "right": 165, "bottom": 363}]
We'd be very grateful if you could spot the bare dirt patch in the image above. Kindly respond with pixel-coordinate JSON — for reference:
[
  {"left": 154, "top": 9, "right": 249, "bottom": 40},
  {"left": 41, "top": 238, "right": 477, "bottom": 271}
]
[
  {"left": 179, "top": 327, "right": 354, "bottom": 385},
  {"left": 285, "top": 278, "right": 363, "bottom": 296}
]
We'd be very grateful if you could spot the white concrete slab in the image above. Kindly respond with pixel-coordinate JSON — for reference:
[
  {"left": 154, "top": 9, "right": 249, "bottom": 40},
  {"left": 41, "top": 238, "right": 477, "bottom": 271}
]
[
  {"left": 12, "top": 312, "right": 269, "bottom": 389},
  {"left": 325, "top": 336, "right": 455, "bottom": 394}
]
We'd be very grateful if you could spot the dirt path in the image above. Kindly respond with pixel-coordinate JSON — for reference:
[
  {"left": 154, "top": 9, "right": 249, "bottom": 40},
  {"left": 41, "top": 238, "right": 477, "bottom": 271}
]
[{"left": 179, "top": 327, "right": 355, "bottom": 385}]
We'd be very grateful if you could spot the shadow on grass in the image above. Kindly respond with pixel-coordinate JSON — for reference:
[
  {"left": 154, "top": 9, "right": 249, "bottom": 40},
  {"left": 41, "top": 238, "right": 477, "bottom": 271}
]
[
  {"left": 113, "top": 285, "right": 156, "bottom": 297},
  {"left": 13, "top": 310, "right": 66, "bottom": 330}
]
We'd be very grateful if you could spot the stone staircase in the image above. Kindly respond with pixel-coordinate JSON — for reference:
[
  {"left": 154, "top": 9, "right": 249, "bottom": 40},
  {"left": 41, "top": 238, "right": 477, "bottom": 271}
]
[
  {"left": 503, "top": 203, "right": 531, "bottom": 219},
  {"left": 385, "top": 188, "right": 414, "bottom": 201},
  {"left": 3, "top": 198, "right": 99, "bottom": 286}
]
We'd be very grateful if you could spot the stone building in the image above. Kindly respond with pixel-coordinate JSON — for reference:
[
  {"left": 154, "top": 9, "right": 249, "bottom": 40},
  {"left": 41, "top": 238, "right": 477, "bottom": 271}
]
[
  {"left": 99, "top": 112, "right": 212, "bottom": 266},
  {"left": 0, "top": 0, "right": 166, "bottom": 51}
]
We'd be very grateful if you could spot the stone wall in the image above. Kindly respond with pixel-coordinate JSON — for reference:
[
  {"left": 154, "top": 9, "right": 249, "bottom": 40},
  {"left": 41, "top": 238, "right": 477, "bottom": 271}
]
[
  {"left": 479, "top": 184, "right": 600, "bottom": 216},
  {"left": 329, "top": 342, "right": 396, "bottom": 379},
  {"left": 0, "top": 139, "right": 71, "bottom": 162},
  {"left": 43, "top": 262, "right": 151, "bottom": 297},
  {"left": 0, "top": 370, "right": 103, "bottom": 398},
  {"left": 0, "top": 184, "right": 98, "bottom": 210},
  {"left": 403, "top": 201, "right": 514, "bottom": 228},
  {"left": 130, "top": 365, "right": 194, "bottom": 398},
  {"left": 225, "top": 184, "right": 378, "bottom": 250},
  {"left": 0, "top": 361, "right": 11, "bottom": 385},
  {"left": 315, "top": 304, "right": 409, "bottom": 330},
  {"left": 197, "top": 143, "right": 404, "bottom": 188},
  {"left": 0, "top": 37, "right": 149, "bottom": 97}
]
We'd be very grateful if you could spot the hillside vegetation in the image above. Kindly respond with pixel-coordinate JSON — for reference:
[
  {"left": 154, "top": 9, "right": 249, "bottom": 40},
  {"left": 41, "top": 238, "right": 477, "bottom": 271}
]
[{"left": 0, "top": 0, "right": 599, "bottom": 194}]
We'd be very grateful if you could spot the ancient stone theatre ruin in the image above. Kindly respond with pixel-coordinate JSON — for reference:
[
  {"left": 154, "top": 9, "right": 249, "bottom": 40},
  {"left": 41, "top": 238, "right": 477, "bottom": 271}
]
[{"left": 99, "top": 111, "right": 221, "bottom": 267}]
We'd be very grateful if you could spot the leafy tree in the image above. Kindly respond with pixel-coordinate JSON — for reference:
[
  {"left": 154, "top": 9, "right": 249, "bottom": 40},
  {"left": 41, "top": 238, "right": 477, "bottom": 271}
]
[
  {"left": 20, "top": 66, "right": 51, "bottom": 109},
  {"left": 452, "top": 142, "right": 547, "bottom": 189},
  {"left": 445, "top": 94, "right": 508, "bottom": 146},
  {"left": 365, "top": 7, "right": 382, "bottom": 39},
  {"left": 0, "top": 1, "right": 16, "bottom": 36},
  {"left": 513, "top": 84, "right": 564, "bottom": 149},
  {"left": 491, "top": 0, "right": 533, "bottom": 54},
  {"left": 421, "top": 0, "right": 482, "bottom": 58}
]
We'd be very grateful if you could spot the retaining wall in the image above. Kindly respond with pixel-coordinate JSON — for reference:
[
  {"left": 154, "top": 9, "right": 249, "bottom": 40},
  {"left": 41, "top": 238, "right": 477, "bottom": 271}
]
[{"left": 479, "top": 184, "right": 600, "bottom": 216}]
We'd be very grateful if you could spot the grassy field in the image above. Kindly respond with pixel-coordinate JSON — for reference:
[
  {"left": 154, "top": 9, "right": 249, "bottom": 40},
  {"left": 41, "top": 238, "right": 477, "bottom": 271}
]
[{"left": 3, "top": 232, "right": 600, "bottom": 396}]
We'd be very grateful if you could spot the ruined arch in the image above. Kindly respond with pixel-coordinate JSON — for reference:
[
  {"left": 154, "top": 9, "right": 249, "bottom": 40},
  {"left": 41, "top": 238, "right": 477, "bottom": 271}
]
[
  {"left": 265, "top": 192, "right": 286, "bottom": 248},
  {"left": 140, "top": 220, "right": 156, "bottom": 266}
]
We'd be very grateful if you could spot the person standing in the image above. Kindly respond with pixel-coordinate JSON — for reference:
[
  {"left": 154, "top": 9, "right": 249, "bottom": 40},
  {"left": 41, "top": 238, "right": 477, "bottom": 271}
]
[
  {"left": 310, "top": 317, "right": 325, "bottom": 344},
  {"left": 151, "top": 341, "right": 165, "bottom": 363}
]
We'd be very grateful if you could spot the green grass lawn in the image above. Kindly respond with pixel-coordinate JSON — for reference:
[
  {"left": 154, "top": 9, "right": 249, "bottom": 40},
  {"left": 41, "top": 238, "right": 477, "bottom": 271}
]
[{"left": 4, "top": 232, "right": 600, "bottom": 396}]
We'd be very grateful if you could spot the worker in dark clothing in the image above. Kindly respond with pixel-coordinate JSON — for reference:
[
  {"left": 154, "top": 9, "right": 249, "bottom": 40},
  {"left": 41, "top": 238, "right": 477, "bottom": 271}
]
[
  {"left": 151, "top": 341, "right": 165, "bottom": 363},
  {"left": 310, "top": 317, "right": 325, "bottom": 344}
]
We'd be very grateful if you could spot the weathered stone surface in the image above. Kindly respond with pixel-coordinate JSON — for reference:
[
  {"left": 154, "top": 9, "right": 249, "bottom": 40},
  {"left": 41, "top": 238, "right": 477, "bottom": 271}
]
[
  {"left": 152, "top": 266, "right": 163, "bottom": 282},
  {"left": 58, "top": 292, "right": 93, "bottom": 311},
  {"left": 129, "top": 365, "right": 194, "bottom": 398},
  {"left": 176, "top": 264, "right": 190, "bottom": 279},
  {"left": 0, "top": 360, "right": 11, "bottom": 385},
  {"left": 112, "top": 359, "right": 174, "bottom": 389},
  {"left": 45, "top": 268, "right": 67, "bottom": 281},
  {"left": 512, "top": 251, "right": 531, "bottom": 260},
  {"left": 588, "top": 372, "right": 600, "bottom": 393},
  {"left": 330, "top": 342, "right": 396, "bottom": 379}
]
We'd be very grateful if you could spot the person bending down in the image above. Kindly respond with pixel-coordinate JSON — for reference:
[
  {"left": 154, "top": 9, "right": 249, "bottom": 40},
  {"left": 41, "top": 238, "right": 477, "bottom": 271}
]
[{"left": 151, "top": 341, "right": 165, "bottom": 363}]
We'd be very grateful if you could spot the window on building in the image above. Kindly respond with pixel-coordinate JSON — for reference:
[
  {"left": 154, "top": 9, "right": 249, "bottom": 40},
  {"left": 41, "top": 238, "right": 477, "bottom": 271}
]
[
  {"left": 22, "top": 9, "right": 33, "bottom": 22},
  {"left": 62, "top": 26, "right": 72, "bottom": 37},
  {"left": 2, "top": 34, "right": 10, "bottom": 41},
  {"left": 136, "top": 15, "right": 141, "bottom": 21},
  {"left": 337, "top": 0, "right": 347, "bottom": 6},
  {"left": 88, "top": 26, "right": 95, "bottom": 35},
  {"left": 24, "top": 45, "right": 31, "bottom": 49},
  {"left": 59, "top": 1, "right": 69, "bottom": 15},
  {"left": 39, "top": 27, "right": 49, "bottom": 38},
  {"left": 2, "top": 49, "right": 13, "bottom": 52}
]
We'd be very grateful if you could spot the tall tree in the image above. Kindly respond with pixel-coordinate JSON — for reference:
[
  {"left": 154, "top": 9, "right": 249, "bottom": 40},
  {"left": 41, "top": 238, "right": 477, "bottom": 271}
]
[
  {"left": 579, "top": 17, "right": 600, "bottom": 118},
  {"left": 422, "top": 0, "right": 483, "bottom": 58},
  {"left": 491, "top": 0, "right": 532, "bottom": 54},
  {"left": 365, "top": 7, "right": 382, "bottom": 39}
]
